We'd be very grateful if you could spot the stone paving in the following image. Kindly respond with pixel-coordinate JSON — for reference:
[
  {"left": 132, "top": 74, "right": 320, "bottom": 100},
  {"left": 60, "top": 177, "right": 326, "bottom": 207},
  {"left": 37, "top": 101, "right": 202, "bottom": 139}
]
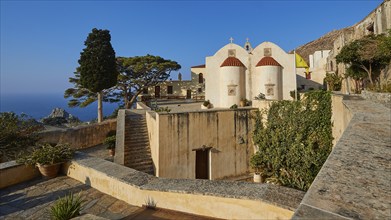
[{"left": 0, "top": 176, "right": 140, "bottom": 219}]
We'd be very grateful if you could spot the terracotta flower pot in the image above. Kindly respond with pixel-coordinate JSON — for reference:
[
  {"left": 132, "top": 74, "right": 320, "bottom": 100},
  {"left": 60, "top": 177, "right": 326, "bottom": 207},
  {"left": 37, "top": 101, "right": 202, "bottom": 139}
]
[
  {"left": 109, "top": 149, "right": 115, "bottom": 157},
  {"left": 253, "top": 173, "right": 262, "bottom": 183},
  {"left": 37, "top": 163, "right": 61, "bottom": 178}
]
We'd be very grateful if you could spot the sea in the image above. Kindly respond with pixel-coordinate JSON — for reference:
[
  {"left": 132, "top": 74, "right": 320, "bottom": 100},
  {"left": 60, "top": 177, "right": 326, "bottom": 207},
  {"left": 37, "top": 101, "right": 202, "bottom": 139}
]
[{"left": 0, "top": 93, "right": 120, "bottom": 122}]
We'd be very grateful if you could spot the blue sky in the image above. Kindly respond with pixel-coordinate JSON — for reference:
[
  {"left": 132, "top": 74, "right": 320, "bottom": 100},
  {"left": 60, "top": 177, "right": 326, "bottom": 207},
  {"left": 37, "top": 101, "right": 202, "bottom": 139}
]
[{"left": 1, "top": 0, "right": 383, "bottom": 95}]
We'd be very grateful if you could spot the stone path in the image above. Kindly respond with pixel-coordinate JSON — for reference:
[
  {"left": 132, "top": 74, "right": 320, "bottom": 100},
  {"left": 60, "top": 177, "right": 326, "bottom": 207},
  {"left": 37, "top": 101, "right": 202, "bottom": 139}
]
[
  {"left": 79, "top": 144, "right": 114, "bottom": 162},
  {"left": 0, "top": 176, "right": 140, "bottom": 219}
]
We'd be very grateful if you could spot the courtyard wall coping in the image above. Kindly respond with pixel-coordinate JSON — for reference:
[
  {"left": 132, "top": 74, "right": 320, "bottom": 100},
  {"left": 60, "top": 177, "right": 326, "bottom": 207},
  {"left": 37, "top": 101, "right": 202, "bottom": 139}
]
[{"left": 293, "top": 95, "right": 391, "bottom": 219}]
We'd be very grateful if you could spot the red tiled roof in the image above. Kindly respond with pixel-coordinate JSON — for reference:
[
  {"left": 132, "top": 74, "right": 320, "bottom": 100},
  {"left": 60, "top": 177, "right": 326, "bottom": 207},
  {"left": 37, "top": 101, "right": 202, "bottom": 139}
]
[
  {"left": 256, "top": 57, "right": 282, "bottom": 67},
  {"left": 220, "top": 57, "right": 245, "bottom": 67},
  {"left": 191, "top": 64, "right": 206, "bottom": 68}
]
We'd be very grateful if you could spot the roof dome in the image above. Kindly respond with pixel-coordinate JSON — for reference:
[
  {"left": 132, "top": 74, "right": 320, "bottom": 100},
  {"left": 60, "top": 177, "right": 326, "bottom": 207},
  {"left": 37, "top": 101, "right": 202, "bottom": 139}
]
[
  {"left": 220, "top": 57, "right": 245, "bottom": 67},
  {"left": 256, "top": 57, "right": 282, "bottom": 67}
]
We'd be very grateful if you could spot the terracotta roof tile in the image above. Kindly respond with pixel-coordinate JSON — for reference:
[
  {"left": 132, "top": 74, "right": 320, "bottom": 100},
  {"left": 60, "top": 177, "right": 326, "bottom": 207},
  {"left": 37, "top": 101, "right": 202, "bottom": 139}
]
[
  {"left": 220, "top": 57, "right": 245, "bottom": 67},
  {"left": 191, "top": 64, "right": 206, "bottom": 68},
  {"left": 256, "top": 57, "right": 282, "bottom": 67}
]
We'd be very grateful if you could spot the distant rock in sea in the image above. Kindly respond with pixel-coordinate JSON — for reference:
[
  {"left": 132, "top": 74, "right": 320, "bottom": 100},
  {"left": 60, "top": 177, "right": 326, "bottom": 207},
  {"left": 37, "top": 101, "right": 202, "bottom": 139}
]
[{"left": 41, "top": 108, "right": 80, "bottom": 126}]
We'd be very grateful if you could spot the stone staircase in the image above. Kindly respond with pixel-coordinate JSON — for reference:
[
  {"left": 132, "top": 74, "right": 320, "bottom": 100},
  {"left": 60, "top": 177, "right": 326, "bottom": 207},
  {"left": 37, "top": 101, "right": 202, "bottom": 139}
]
[{"left": 124, "top": 113, "right": 154, "bottom": 175}]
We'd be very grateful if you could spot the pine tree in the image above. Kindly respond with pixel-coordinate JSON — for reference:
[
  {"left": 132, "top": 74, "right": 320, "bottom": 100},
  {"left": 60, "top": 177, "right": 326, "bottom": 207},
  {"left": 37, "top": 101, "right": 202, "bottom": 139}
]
[{"left": 78, "top": 28, "right": 118, "bottom": 122}]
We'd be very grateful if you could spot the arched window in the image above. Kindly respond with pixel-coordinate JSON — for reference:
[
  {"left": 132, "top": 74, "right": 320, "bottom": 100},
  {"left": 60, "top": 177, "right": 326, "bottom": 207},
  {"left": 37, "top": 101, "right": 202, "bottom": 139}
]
[{"left": 199, "top": 73, "right": 204, "bottom": 84}]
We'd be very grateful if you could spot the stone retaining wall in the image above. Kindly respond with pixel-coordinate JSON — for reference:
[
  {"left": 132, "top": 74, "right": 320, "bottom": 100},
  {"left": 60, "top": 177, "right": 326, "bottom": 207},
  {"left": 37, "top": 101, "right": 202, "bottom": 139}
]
[
  {"left": 39, "top": 119, "right": 117, "bottom": 149},
  {"left": 64, "top": 152, "right": 305, "bottom": 219},
  {"left": 361, "top": 90, "right": 391, "bottom": 109},
  {"left": 293, "top": 95, "right": 391, "bottom": 219}
]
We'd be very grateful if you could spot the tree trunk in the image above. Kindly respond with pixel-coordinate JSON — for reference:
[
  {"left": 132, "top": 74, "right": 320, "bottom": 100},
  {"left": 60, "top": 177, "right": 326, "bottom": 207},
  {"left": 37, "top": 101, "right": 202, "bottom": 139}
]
[
  {"left": 97, "top": 91, "right": 103, "bottom": 123},
  {"left": 127, "top": 90, "right": 143, "bottom": 109},
  {"left": 368, "top": 63, "right": 374, "bottom": 85}
]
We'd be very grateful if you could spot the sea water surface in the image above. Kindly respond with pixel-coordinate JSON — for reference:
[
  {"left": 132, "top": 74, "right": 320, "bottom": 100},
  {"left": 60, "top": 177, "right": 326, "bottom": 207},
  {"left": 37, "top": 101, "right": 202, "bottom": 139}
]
[{"left": 0, "top": 93, "right": 119, "bottom": 122}]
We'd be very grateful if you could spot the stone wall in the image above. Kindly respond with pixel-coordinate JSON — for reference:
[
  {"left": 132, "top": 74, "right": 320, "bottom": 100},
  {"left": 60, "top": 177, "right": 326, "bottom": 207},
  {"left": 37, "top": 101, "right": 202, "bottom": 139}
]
[
  {"left": 150, "top": 108, "right": 256, "bottom": 179},
  {"left": 361, "top": 90, "right": 391, "bottom": 109},
  {"left": 39, "top": 119, "right": 117, "bottom": 149},
  {"left": 293, "top": 95, "right": 391, "bottom": 219},
  {"left": 64, "top": 152, "right": 305, "bottom": 219}
]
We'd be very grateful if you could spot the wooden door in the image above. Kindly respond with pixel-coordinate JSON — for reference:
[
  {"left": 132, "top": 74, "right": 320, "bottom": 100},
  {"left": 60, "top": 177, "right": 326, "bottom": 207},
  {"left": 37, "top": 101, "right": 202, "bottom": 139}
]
[
  {"left": 186, "top": 89, "right": 191, "bottom": 99},
  {"left": 155, "top": 86, "right": 160, "bottom": 98},
  {"left": 196, "top": 150, "right": 209, "bottom": 179}
]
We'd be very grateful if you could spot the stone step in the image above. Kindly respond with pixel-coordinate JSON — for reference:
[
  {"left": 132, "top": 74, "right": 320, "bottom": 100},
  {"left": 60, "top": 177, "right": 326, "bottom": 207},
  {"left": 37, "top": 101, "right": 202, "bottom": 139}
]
[
  {"left": 125, "top": 142, "right": 150, "bottom": 147},
  {"left": 124, "top": 134, "right": 149, "bottom": 139},
  {"left": 125, "top": 139, "right": 149, "bottom": 144},
  {"left": 125, "top": 149, "right": 151, "bottom": 156},
  {"left": 128, "top": 159, "right": 153, "bottom": 166}
]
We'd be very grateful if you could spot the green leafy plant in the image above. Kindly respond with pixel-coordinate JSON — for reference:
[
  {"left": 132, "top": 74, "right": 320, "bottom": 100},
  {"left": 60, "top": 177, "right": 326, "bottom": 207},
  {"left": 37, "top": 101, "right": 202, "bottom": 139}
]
[
  {"left": 324, "top": 72, "right": 342, "bottom": 91},
  {"left": 50, "top": 192, "right": 84, "bottom": 220},
  {"left": 203, "top": 100, "right": 210, "bottom": 107},
  {"left": 0, "top": 112, "right": 44, "bottom": 161},
  {"left": 144, "top": 196, "right": 157, "bottom": 209},
  {"left": 254, "top": 93, "right": 266, "bottom": 100},
  {"left": 155, "top": 107, "right": 171, "bottom": 113},
  {"left": 17, "top": 143, "right": 74, "bottom": 166},
  {"left": 252, "top": 90, "right": 333, "bottom": 191},
  {"left": 250, "top": 152, "right": 265, "bottom": 174},
  {"left": 230, "top": 104, "right": 238, "bottom": 109},
  {"left": 104, "top": 136, "right": 116, "bottom": 150},
  {"left": 289, "top": 90, "right": 301, "bottom": 101}
]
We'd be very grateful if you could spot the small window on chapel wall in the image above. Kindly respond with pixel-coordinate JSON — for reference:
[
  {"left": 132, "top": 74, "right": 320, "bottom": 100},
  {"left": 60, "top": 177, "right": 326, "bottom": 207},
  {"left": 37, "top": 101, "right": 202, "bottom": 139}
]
[
  {"left": 264, "top": 48, "right": 272, "bottom": 57},
  {"left": 167, "top": 86, "right": 173, "bottom": 94},
  {"left": 228, "top": 49, "right": 236, "bottom": 57},
  {"left": 199, "top": 73, "right": 204, "bottom": 83},
  {"left": 265, "top": 84, "right": 275, "bottom": 96}
]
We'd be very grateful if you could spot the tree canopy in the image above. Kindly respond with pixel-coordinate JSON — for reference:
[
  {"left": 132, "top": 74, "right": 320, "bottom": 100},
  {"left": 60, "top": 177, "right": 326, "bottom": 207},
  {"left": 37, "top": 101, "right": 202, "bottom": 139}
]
[
  {"left": 116, "top": 55, "right": 181, "bottom": 108},
  {"left": 69, "top": 28, "right": 118, "bottom": 122},
  {"left": 336, "top": 32, "right": 391, "bottom": 85},
  {"left": 0, "top": 112, "right": 43, "bottom": 161},
  {"left": 79, "top": 28, "right": 118, "bottom": 93}
]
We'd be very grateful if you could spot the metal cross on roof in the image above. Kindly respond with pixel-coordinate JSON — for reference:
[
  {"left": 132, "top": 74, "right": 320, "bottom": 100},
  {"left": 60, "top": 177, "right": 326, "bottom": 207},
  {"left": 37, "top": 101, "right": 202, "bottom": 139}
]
[{"left": 229, "top": 37, "right": 234, "bottom": 44}]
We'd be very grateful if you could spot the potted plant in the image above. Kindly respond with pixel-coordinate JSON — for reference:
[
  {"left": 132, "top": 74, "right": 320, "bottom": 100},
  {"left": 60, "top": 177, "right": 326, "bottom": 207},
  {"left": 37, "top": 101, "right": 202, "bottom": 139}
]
[
  {"left": 202, "top": 100, "right": 211, "bottom": 109},
  {"left": 250, "top": 152, "right": 265, "bottom": 183},
  {"left": 240, "top": 98, "right": 248, "bottom": 107},
  {"left": 104, "top": 135, "right": 116, "bottom": 156},
  {"left": 17, "top": 143, "right": 74, "bottom": 178}
]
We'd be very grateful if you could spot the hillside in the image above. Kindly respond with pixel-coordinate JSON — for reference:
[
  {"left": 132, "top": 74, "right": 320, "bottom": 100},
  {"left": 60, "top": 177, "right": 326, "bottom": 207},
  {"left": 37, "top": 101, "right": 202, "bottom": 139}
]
[{"left": 293, "top": 28, "right": 348, "bottom": 63}]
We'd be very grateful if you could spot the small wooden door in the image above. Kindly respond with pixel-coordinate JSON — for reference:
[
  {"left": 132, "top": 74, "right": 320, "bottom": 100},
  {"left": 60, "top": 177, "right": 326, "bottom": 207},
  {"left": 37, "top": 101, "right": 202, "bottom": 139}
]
[
  {"left": 196, "top": 150, "right": 209, "bottom": 179},
  {"left": 186, "top": 89, "right": 191, "bottom": 99},
  {"left": 155, "top": 86, "right": 160, "bottom": 98}
]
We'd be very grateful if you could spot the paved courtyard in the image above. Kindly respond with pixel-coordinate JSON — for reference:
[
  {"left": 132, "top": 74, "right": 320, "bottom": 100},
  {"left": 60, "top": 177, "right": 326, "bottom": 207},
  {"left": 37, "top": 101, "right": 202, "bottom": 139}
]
[
  {"left": 0, "top": 176, "right": 139, "bottom": 219},
  {"left": 0, "top": 176, "right": 216, "bottom": 220}
]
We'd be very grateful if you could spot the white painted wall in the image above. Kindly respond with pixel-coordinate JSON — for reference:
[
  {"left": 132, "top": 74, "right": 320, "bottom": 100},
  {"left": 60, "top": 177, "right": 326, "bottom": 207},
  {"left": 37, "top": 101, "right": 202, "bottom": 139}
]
[
  {"left": 220, "top": 66, "right": 245, "bottom": 107},
  {"left": 256, "top": 65, "right": 283, "bottom": 100}
]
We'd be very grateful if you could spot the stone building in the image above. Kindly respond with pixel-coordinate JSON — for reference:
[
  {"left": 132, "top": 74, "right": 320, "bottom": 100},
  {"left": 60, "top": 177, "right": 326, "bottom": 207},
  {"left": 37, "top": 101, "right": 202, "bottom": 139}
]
[
  {"left": 140, "top": 67, "right": 205, "bottom": 100},
  {"left": 327, "top": 0, "right": 391, "bottom": 93}
]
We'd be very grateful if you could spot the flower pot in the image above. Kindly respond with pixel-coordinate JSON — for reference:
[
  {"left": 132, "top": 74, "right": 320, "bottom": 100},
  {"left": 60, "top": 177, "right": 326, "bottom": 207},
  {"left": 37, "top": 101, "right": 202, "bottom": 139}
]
[
  {"left": 240, "top": 100, "right": 246, "bottom": 107},
  {"left": 37, "top": 163, "right": 61, "bottom": 178},
  {"left": 109, "top": 149, "right": 115, "bottom": 157},
  {"left": 253, "top": 173, "right": 262, "bottom": 183}
]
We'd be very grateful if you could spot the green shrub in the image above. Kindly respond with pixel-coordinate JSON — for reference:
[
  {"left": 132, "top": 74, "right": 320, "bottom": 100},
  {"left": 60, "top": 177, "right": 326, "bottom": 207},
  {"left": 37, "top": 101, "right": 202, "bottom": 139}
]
[
  {"left": 203, "top": 100, "right": 210, "bottom": 107},
  {"left": 324, "top": 72, "right": 342, "bottom": 91},
  {"left": 250, "top": 152, "right": 265, "bottom": 174},
  {"left": 252, "top": 90, "right": 333, "bottom": 191},
  {"left": 104, "top": 135, "right": 116, "bottom": 150},
  {"left": 0, "top": 112, "right": 44, "bottom": 161},
  {"left": 230, "top": 104, "right": 238, "bottom": 109},
  {"left": 155, "top": 107, "right": 171, "bottom": 113},
  {"left": 254, "top": 93, "right": 266, "bottom": 100},
  {"left": 17, "top": 143, "right": 74, "bottom": 166},
  {"left": 50, "top": 192, "right": 84, "bottom": 220}
]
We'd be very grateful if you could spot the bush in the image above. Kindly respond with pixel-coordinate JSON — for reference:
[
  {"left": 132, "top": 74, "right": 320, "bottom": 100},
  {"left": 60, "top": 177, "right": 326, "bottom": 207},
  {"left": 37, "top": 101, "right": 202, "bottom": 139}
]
[
  {"left": 104, "top": 136, "right": 116, "bottom": 150},
  {"left": 230, "top": 104, "right": 238, "bottom": 109},
  {"left": 203, "top": 100, "right": 210, "bottom": 107},
  {"left": 254, "top": 93, "right": 266, "bottom": 100},
  {"left": 252, "top": 90, "right": 333, "bottom": 191},
  {"left": 17, "top": 143, "right": 74, "bottom": 166},
  {"left": 324, "top": 72, "right": 342, "bottom": 91},
  {"left": 50, "top": 192, "right": 84, "bottom": 220},
  {"left": 155, "top": 107, "right": 171, "bottom": 113},
  {"left": 250, "top": 152, "right": 265, "bottom": 174},
  {"left": 0, "top": 112, "right": 44, "bottom": 161}
]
